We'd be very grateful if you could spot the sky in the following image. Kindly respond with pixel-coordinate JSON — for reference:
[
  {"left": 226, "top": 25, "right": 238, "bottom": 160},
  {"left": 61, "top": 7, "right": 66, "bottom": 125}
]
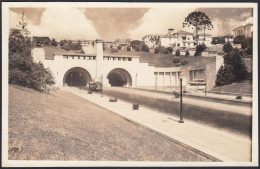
[{"left": 9, "top": 7, "right": 253, "bottom": 41}]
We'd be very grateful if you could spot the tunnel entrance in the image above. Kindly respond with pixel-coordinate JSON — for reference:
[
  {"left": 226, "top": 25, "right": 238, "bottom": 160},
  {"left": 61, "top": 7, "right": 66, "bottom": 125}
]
[
  {"left": 63, "top": 67, "right": 92, "bottom": 87},
  {"left": 107, "top": 68, "right": 132, "bottom": 87}
]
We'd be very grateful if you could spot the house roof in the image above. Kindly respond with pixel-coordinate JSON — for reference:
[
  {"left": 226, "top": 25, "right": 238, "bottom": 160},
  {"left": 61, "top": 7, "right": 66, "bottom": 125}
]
[
  {"left": 142, "top": 34, "right": 162, "bottom": 39},
  {"left": 115, "top": 39, "right": 131, "bottom": 44},
  {"left": 33, "top": 36, "right": 51, "bottom": 42},
  {"left": 198, "top": 33, "right": 212, "bottom": 36},
  {"left": 160, "top": 34, "right": 176, "bottom": 38},
  {"left": 174, "top": 30, "right": 193, "bottom": 35}
]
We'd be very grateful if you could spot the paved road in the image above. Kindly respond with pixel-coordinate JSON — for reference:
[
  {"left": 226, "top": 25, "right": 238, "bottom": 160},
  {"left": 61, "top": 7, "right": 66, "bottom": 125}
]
[
  {"left": 91, "top": 87, "right": 252, "bottom": 137},
  {"left": 9, "top": 85, "right": 212, "bottom": 161}
]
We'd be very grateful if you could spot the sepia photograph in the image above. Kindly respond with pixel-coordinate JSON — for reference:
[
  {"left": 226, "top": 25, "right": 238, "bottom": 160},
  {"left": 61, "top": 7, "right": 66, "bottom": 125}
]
[{"left": 1, "top": 2, "right": 258, "bottom": 167}]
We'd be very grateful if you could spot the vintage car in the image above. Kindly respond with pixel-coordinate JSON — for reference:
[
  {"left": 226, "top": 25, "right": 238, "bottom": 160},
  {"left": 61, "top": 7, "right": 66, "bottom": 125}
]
[{"left": 88, "top": 81, "right": 103, "bottom": 91}]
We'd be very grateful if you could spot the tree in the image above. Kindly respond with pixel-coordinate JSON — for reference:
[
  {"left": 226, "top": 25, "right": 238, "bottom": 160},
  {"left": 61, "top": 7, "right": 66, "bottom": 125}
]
[
  {"left": 194, "top": 44, "right": 206, "bottom": 56},
  {"left": 183, "top": 11, "right": 213, "bottom": 44},
  {"left": 17, "top": 12, "right": 30, "bottom": 37},
  {"left": 9, "top": 15, "right": 55, "bottom": 91},
  {"left": 126, "top": 46, "right": 131, "bottom": 51},
  {"left": 222, "top": 42, "right": 233, "bottom": 54},
  {"left": 229, "top": 48, "right": 248, "bottom": 81},
  {"left": 62, "top": 43, "right": 71, "bottom": 51},
  {"left": 216, "top": 46, "right": 248, "bottom": 86},
  {"left": 141, "top": 44, "right": 149, "bottom": 52},
  {"left": 215, "top": 65, "right": 235, "bottom": 86},
  {"left": 44, "top": 39, "right": 50, "bottom": 46},
  {"left": 51, "top": 38, "right": 58, "bottom": 47},
  {"left": 233, "top": 35, "right": 246, "bottom": 44}
]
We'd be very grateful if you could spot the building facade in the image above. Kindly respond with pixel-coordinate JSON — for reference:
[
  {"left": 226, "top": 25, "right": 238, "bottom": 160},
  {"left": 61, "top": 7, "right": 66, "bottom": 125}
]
[
  {"left": 232, "top": 24, "right": 253, "bottom": 38},
  {"left": 32, "top": 39, "right": 223, "bottom": 91}
]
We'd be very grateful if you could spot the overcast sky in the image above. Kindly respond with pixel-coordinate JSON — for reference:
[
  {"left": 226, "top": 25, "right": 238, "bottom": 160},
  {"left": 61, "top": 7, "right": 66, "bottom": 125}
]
[{"left": 9, "top": 7, "right": 253, "bottom": 41}]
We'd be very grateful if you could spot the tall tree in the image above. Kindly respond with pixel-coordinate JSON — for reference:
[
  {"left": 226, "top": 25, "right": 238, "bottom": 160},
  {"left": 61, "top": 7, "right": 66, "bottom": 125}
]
[
  {"left": 9, "top": 12, "right": 55, "bottom": 91},
  {"left": 183, "top": 11, "right": 213, "bottom": 45}
]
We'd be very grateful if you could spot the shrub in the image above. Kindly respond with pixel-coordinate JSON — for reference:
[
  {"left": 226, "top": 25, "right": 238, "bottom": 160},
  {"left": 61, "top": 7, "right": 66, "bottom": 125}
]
[
  {"left": 173, "top": 57, "right": 181, "bottom": 63},
  {"left": 175, "top": 50, "right": 180, "bottom": 56},
  {"left": 111, "top": 48, "right": 118, "bottom": 53},
  {"left": 154, "top": 47, "right": 159, "bottom": 54},
  {"left": 167, "top": 47, "right": 173, "bottom": 53},
  {"left": 117, "top": 45, "right": 122, "bottom": 50},
  {"left": 127, "top": 46, "right": 131, "bottom": 51},
  {"left": 175, "top": 63, "right": 181, "bottom": 67},
  {"left": 185, "top": 50, "right": 190, "bottom": 56},
  {"left": 62, "top": 43, "right": 71, "bottom": 51},
  {"left": 159, "top": 47, "right": 167, "bottom": 54},
  {"left": 181, "top": 59, "right": 189, "bottom": 65},
  {"left": 135, "top": 46, "right": 140, "bottom": 52}
]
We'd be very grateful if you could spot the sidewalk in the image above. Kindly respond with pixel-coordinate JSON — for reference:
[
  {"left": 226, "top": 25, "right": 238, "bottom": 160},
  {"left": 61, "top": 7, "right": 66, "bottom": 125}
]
[{"left": 63, "top": 87, "right": 252, "bottom": 162}]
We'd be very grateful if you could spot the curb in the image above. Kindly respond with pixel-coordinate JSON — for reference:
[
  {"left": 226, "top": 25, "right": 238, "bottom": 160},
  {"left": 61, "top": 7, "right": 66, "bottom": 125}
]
[
  {"left": 124, "top": 87, "right": 252, "bottom": 105},
  {"left": 64, "top": 88, "right": 226, "bottom": 162}
]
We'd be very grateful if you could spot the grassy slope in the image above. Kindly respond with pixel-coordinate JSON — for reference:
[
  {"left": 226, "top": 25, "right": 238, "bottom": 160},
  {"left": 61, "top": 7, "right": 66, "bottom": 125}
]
[
  {"left": 104, "top": 50, "right": 208, "bottom": 67},
  {"left": 210, "top": 80, "right": 252, "bottom": 95},
  {"left": 8, "top": 85, "right": 211, "bottom": 161}
]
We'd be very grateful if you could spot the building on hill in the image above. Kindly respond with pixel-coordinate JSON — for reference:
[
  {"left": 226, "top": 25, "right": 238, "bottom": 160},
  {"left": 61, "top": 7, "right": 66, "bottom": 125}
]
[
  {"left": 160, "top": 29, "right": 196, "bottom": 49},
  {"left": 232, "top": 18, "right": 253, "bottom": 38},
  {"left": 223, "top": 34, "right": 234, "bottom": 43},
  {"left": 32, "top": 36, "right": 51, "bottom": 47},
  {"left": 71, "top": 40, "right": 94, "bottom": 47},
  {"left": 142, "top": 34, "right": 161, "bottom": 49},
  {"left": 104, "top": 41, "right": 113, "bottom": 49},
  {"left": 197, "top": 33, "right": 213, "bottom": 47},
  {"left": 114, "top": 39, "right": 131, "bottom": 50}
]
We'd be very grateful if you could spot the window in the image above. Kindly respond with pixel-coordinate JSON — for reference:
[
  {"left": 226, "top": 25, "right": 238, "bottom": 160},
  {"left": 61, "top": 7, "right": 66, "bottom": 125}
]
[
  {"left": 128, "top": 58, "right": 132, "bottom": 61},
  {"left": 182, "top": 37, "right": 186, "bottom": 40},
  {"left": 154, "top": 72, "right": 158, "bottom": 75}
]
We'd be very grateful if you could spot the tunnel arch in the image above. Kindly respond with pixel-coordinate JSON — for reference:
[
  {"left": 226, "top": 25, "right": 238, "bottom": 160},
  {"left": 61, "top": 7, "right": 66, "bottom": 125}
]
[
  {"left": 63, "top": 67, "right": 92, "bottom": 86},
  {"left": 107, "top": 68, "right": 132, "bottom": 87}
]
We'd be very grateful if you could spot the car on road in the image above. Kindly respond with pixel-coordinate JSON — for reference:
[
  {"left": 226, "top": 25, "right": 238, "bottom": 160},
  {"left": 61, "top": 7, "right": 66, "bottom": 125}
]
[{"left": 89, "top": 81, "right": 102, "bottom": 91}]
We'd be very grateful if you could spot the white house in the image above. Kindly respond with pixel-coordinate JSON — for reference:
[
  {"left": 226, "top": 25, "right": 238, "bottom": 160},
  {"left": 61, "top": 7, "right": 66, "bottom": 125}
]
[
  {"left": 142, "top": 34, "right": 161, "bottom": 49},
  {"left": 197, "top": 33, "right": 213, "bottom": 47}
]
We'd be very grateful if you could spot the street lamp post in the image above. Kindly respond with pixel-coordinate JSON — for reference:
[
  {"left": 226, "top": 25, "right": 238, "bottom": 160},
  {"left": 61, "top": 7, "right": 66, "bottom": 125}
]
[
  {"left": 179, "top": 74, "right": 184, "bottom": 123},
  {"left": 101, "top": 74, "right": 103, "bottom": 97}
]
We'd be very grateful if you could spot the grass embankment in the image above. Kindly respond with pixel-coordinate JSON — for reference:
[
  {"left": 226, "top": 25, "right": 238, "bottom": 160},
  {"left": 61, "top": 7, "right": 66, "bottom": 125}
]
[
  {"left": 8, "top": 85, "right": 211, "bottom": 161},
  {"left": 104, "top": 50, "right": 207, "bottom": 67},
  {"left": 210, "top": 80, "right": 252, "bottom": 95}
]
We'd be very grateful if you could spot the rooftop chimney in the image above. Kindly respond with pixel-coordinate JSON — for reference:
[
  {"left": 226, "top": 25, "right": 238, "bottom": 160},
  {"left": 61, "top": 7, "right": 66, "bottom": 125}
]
[{"left": 168, "top": 28, "right": 174, "bottom": 35}]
